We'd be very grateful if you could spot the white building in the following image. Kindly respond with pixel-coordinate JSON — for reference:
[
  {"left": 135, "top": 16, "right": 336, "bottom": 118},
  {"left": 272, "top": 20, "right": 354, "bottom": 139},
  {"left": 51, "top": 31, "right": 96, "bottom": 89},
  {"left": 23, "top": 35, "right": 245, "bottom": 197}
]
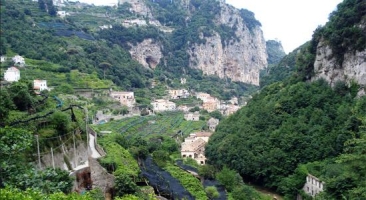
[
  {"left": 110, "top": 91, "right": 136, "bottom": 108},
  {"left": 4, "top": 67, "right": 20, "bottom": 82},
  {"left": 180, "top": 132, "right": 213, "bottom": 165},
  {"left": 99, "top": 25, "right": 113, "bottom": 30},
  {"left": 33, "top": 80, "right": 48, "bottom": 92},
  {"left": 168, "top": 89, "right": 189, "bottom": 99},
  {"left": 184, "top": 112, "right": 200, "bottom": 121},
  {"left": 0, "top": 56, "right": 6, "bottom": 63},
  {"left": 180, "top": 78, "right": 186, "bottom": 84},
  {"left": 57, "top": 11, "right": 67, "bottom": 18},
  {"left": 151, "top": 99, "right": 176, "bottom": 112},
  {"left": 303, "top": 174, "right": 325, "bottom": 197},
  {"left": 12, "top": 55, "right": 25, "bottom": 66}
]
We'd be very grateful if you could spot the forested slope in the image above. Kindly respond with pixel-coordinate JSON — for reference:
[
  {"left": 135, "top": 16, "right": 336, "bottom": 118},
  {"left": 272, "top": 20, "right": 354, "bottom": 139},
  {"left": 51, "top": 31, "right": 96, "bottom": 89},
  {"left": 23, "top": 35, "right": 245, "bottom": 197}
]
[{"left": 206, "top": 0, "right": 366, "bottom": 199}]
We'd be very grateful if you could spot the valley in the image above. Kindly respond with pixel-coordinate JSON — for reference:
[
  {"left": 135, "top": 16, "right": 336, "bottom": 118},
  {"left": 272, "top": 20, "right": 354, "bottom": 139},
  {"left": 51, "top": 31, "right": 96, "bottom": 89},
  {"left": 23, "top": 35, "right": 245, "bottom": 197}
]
[{"left": 1, "top": 0, "right": 365, "bottom": 199}]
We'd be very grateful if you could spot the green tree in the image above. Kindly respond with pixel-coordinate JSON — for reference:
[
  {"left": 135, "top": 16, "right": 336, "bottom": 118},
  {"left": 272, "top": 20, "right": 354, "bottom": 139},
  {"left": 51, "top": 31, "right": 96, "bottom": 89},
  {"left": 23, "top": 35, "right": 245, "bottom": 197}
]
[
  {"left": 199, "top": 164, "right": 216, "bottom": 179},
  {"left": 50, "top": 111, "right": 71, "bottom": 136},
  {"left": 8, "top": 81, "right": 34, "bottom": 111},
  {"left": 0, "top": 88, "right": 14, "bottom": 120},
  {"left": 216, "top": 166, "right": 239, "bottom": 192},
  {"left": 205, "top": 186, "right": 220, "bottom": 199},
  {"left": 209, "top": 110, "right": 223, "bottom": 120},
  {"left": 114, "top": 173, "right": 138, "bottom": 197},
  {"left": 231, "top": 184, "right": 261, "bottom": 200}
]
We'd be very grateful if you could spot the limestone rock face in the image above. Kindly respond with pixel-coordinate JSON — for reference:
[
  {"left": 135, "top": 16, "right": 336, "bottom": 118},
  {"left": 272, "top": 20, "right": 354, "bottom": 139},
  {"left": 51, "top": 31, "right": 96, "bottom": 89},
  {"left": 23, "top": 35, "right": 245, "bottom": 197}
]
[
  {"left": 119, "top": 0, "right": 161, "bottom": 25},
  {"left": 188, "top": 3, "right": 267, "bottom": 86},
  {"left": 129, "top": 39, "right": 163, "bottom": 69},
  {"left": 89, "top": 157, "right": 115, "bottom": 192},
  {"left": 122, "top": 0, "right": 267, "bottom": 85},
  {"left": 312, "top": 40, "right": 366, "bottom": 91}
]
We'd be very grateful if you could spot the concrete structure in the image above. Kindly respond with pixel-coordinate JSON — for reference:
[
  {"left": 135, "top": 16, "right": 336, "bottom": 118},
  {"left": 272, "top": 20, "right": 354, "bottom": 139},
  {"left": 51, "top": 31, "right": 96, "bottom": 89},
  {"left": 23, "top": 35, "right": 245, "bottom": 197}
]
[
  {"left": 207, "top": 118, "right": 219, "bottom": 132},
  {"left": 57, "top": 11, "right": 67, "bottom": 18},
  {"left": 222, "top": 104, "right": 240, "bottom": 116},
  {"left": 303, "top": 174, "right": 325, "bottom": 197},
  {"left": 12, "top": 55, "right": 25, "bottom": 66},
  {"left": 177, "top": 105, "right": 189, "bottom": 112},
  {"left": 0, "top": 56, "right": 6, "bottom": 63},
  {"left": 202, "top": 97, "right": 220, "bottom": 112},
  {"left": 181, "top": 138, "right": 206, "bottom": 164},
  {"left": 196, "top": 92, "right": 211, "bottom": 102},
  {"left": 99, "top": 25, "right": 113, "bottom": 30},
  {"left": 168, "top": 89, "right": 189, "bottom": 99},
  {"left": 151, "top": 99, "right": 176, "bottom": 112},
  {"left": 33, "top": 80, "right": 48, "bottom": 92},
  {"left": 180, "top": 132, "right": 213, "bottom": 165},
  {"left": 180, "top": 78, "right": 186, "bottom": 84},
  {"left": 184, "top": 112, "right": 200, "bottom": 121},
  {"left": 4, "top": 67, "right": 20, "bottom": 82},
  {"left": 110, "top": 91, "right": 136, "bottom": 107}
]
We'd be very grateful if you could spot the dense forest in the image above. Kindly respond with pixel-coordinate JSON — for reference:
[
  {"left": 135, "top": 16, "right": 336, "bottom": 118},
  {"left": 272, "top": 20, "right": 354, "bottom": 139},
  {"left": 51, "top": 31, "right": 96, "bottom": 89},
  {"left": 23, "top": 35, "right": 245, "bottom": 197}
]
[{"left": 206, "top": 0, "right": 366, "bottom": 199}]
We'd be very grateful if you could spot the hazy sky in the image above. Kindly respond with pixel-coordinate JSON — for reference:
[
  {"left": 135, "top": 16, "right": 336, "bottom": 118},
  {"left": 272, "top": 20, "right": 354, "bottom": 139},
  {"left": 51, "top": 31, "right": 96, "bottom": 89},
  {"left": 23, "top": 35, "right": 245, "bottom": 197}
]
[
  {"left": 74, "top": 0, "right": 343, "bottom": 53},
  {"left": 225, "top": 0, "right": 343, "bottom": 53}
]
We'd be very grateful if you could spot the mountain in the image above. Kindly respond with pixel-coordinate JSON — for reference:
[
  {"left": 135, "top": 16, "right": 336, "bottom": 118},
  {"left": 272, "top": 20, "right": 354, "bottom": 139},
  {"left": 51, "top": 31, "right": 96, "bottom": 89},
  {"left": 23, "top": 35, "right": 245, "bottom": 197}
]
[
  {"left": 205, "top": 0, "right": 366, "bottom": 199},
  {"left": 266, "top": 40, "right": 286, "bottom": 66},
  {"left": 0, "top": 0, "right": 270, "bottom": 101},
  {"left": 108, "top": 0, "right": 268, "bottom": 85},
  {"left": 310, "top": 1, "right": 366, "bottom": 96}
]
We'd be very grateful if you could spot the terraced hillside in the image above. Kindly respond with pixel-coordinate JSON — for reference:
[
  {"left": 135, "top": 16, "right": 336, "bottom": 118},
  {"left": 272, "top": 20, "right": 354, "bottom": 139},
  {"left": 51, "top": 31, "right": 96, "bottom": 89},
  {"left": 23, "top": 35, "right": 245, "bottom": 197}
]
[{"left": 92, "top": 111, "right": 206, "bottom": 141}]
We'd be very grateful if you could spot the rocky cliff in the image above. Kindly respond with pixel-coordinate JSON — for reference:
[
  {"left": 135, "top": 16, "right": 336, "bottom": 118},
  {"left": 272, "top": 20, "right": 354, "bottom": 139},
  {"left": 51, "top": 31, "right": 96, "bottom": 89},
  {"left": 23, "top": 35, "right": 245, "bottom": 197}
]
[
  {"left": 313, "top": 40, "right": 366, "bottom": 87},
  {"left": 311, "top": 1, "right": 365, "bottom": 96},
  {"left": 122, "top": 0, "right": 267, "bottom": 86},
  {"left": 129, "top": 39, "right": 163, "bottom": 69},
  {"left": 187, "top": 2, "right": 267, "bottom": 86}
]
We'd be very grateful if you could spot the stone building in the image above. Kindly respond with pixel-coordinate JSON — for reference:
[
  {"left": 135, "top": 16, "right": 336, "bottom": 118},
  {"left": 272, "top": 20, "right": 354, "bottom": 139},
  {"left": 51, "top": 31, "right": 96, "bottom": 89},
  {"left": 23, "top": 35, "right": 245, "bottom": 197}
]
[
  {"left": 110, "top": 91, "right": 136, "bottom": 107},
  {"left": 4, "top": 67, "right": 20, "bottom": 82},
  {"left": 168, "top": 89, "right": 189, "bottom": 99},
  {"left": 303, "top": 174, "right": 325, "bottom": 197},
  {"left": 33, "top": 80, "right": 49, "bottom": 92},
  {"left": 207, "top": 118, "right": 219, "bottom": 132},
  {"left": 151, "top": 99, "right": 176, "bottom": 112},
  {"left": 184, "top": 112, "right": 200, "bottom": 121},
  {"left": 180, "top": 132, "right": 213, "bottom": 165}
]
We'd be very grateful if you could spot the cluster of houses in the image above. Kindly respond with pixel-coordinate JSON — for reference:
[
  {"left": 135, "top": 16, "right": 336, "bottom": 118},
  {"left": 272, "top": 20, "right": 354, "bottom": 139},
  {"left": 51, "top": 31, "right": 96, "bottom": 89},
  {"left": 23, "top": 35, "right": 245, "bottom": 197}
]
[
  {"left": 1, "top": 55, "right": 50, "bottom": 93},
  {"left": 149, "top": 89, "right": 242, "bottom": 116}
]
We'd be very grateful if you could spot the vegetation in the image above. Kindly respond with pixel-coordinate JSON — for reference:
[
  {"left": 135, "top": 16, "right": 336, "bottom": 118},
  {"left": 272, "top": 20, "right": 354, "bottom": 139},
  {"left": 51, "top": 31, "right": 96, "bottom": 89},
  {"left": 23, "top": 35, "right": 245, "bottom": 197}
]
[
  {"left": 321, "top": 0, "right": 366, "bottom": 64},
  {"left": 207, "top": 79, "right": 364, "bottom": 191}
]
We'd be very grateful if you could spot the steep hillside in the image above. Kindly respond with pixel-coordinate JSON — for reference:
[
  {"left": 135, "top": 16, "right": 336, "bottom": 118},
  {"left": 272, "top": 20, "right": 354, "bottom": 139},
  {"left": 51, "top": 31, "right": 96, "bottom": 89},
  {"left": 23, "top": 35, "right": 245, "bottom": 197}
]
[
  {"left": 266, "top": 40, "right": 286, "bottom": 66},
  {"left": 1, "top": 0, "right": 268, "bottom": 100},
  {"left": 309, "top": 0, "right": 366, "bottom": 94},
  {"left": 99, "top": 0, "right": 268, "bottom": 85},
  {"left": 206, "top": 0, "right": 366, "bottom": 199}
]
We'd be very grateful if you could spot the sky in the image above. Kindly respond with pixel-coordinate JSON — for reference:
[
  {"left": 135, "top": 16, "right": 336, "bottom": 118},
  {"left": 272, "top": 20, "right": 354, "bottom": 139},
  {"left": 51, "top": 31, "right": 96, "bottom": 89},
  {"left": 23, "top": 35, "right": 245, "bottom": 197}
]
[
  {"left": 73, "top": 0, "right": 343, "bottom": 53},
  {"left": 225, "top": 0, "right": 343, "bottom": 53}
]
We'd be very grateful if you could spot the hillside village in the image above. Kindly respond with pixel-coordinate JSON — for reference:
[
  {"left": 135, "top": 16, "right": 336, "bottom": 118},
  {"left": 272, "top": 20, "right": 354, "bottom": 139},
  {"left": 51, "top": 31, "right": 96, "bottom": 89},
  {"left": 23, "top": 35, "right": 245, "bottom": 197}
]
[{"left": 1, "top": 0, "right": 365, "bottom": 199}]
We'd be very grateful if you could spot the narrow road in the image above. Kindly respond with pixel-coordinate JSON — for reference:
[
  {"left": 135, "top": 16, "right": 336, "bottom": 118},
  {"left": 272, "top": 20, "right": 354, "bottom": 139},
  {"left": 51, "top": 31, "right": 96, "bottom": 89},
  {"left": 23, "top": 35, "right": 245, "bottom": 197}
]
[{"left": 89, "top": 133, "right": 102, "bottom": 159}]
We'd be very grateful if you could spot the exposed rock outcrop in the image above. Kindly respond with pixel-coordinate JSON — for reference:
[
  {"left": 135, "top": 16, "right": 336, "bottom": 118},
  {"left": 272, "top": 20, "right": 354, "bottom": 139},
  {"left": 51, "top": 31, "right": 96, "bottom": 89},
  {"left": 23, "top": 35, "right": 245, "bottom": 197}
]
[
  {"left": 123, "top": 0, "right": 267, "bottom": 85},
  {"left": 188, "top": 2, "right": 267, "bottom": 86},
  {"left": 89, "top": 157, "right": 115, "bottom": 193},
  {"left": 129, "top": 39, "right": 163, "bottom": 69},
  {"left": 312, "top": 40, "right": 366, "bottom": 92}
]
